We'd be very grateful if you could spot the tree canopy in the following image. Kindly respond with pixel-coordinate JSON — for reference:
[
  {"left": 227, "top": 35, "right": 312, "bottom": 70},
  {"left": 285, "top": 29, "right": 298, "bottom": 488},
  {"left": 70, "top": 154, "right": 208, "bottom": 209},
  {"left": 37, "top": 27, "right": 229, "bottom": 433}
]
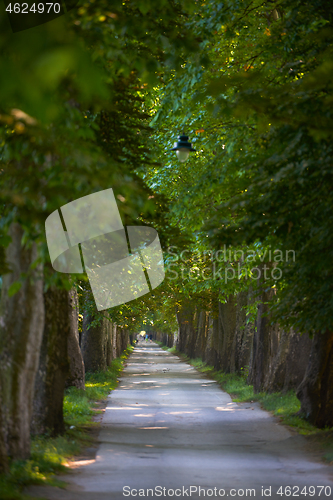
[{"left": 1, "top": 0, "right": 333, "bottom": 335}]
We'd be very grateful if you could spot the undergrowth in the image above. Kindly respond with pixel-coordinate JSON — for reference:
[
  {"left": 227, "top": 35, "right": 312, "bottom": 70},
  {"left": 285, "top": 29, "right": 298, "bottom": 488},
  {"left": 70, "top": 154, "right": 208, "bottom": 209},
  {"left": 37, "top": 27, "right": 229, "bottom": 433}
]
[
  {"left": 64, "top": 356, "right": 126, "bottom": 427},
  {"left": 0, "top": 345, "right": 133, "bottom": 500}
]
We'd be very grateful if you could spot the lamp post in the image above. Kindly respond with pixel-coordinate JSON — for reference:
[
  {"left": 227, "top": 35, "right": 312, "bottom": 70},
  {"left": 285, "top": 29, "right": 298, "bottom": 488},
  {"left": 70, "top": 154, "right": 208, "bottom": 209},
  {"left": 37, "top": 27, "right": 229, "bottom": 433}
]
[{"left": 171, "top": 134, "right": 196, "bottom": 162}]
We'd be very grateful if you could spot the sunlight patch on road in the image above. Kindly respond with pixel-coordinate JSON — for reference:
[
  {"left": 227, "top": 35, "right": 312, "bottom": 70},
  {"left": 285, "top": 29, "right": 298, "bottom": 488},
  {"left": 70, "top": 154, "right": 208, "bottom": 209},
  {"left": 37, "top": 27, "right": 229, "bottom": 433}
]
[
  {"left": 133, "top": 380, "right": 158, "bottom": 383},
  {"left": 138, "top": 427, "right": 169, "bottom": 430},
  {"left": 67, "top": 459, "right": 96, "bottom": 469},
  {"left": 134, "top": 414, "right": 155, "bottom": 417},
  {"left": 169, "top": 411, "right": 195, "bottom": 415},
  {"left": 215, "top": 407, "right": 236, "bottom": 412},
  {"left": 106, "top": 406, "right": 143, "bottom": 410}
]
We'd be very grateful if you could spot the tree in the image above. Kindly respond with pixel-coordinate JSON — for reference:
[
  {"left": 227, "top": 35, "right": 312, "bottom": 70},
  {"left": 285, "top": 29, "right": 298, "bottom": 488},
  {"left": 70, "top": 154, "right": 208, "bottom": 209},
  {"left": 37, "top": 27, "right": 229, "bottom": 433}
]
[
  {"left": 31, "top": 284, "right": 71, "bottom": 436},
  {"left": 0, "top": 224, "right": 44, "bottom": 466}
]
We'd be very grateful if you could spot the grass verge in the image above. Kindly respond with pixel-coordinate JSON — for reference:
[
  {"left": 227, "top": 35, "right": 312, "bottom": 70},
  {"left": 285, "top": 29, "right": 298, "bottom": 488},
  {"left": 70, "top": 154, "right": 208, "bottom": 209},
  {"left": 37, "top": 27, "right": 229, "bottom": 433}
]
[
  {"left": 0, "top": 345, "right": 133, "bottom": 500},
  {"left": 157, "top": 342, "right": 333, "bottom": 464}
]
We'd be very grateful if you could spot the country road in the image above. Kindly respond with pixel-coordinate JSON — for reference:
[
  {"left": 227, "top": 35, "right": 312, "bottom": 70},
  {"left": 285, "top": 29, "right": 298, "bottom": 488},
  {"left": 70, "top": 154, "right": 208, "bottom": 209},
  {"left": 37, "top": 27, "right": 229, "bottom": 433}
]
[{"left": 26, "top": 343, "right": 333, "bottom": 499}]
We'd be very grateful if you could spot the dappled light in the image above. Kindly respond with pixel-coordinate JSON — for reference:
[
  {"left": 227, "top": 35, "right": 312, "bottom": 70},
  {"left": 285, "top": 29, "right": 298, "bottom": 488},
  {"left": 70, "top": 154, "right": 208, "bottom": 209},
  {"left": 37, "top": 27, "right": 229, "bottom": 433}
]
[
  {"left": 138, "top": 427, "right": 169, "bottom": 430},
  {"left": 106, "top": 407, "right": 143, "bottom": 411},
  {"left": 57, "top": 344, "right": 333, "bottom": 498},
  {"left": 133, "top": 414, "right": 155, "bottom": 418}
]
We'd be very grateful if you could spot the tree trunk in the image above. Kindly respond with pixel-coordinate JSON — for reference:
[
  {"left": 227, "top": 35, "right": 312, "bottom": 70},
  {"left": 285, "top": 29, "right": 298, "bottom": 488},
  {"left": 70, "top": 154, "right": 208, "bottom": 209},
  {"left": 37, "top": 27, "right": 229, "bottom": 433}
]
[
  {"left": 0, "top": 223, "right": 44, "bottom": 463},
  {"left": 233, "top": 290, "right": 255, "bottom": 375},
  {"left": 81, "top": 312, "right": 108, "bottom": 372},
  {"left": 176, "top": 303, "right": 196, "bottom": 358},
  {"left": 31, "top": 285, "right": 71, "bottom": 436},
  {"left": 0, "top": 398, "right": 9, "bottom": 474},
  {"left": 194, "top": 311, "right": 208, "bottom": 358},
  {"left": 283, "top": 330, "right": 312, "bottom": 392},
  {"left": 105, "top": 318, "right": 113, "bottom": 366},
  {"left": 263, "top": 328, "right": 312, "bottom": 393},
  {"left": 249, "top": 286, "right": 280, "bottom": 393},
  {"left": 297, "top": 330, "right": 333, "bottom": 428},
  {"left": 118, "top": 328, "right": 129, "bottom": 355},
  {"left": 204, "top": 315, "right": 219, "bottom": 367},
  {"left": 112, "top": 323, "right": 117, "bottom": 360},
  {"left": 262, "top": 327, "right": 288, "bottom": 393},
  {"left": 218, "top": 296, "right": 237, "bottom": 373},
  {"left": 66, "top": 288, "right": 85, "bottom": 390}
]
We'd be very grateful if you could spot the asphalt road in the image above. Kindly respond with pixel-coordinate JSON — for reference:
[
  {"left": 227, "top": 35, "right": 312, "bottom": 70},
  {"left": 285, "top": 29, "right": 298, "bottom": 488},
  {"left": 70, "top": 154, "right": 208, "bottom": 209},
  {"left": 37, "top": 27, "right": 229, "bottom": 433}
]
[{"left": 26, "top": 342, "right": 333, "bottom": 499}]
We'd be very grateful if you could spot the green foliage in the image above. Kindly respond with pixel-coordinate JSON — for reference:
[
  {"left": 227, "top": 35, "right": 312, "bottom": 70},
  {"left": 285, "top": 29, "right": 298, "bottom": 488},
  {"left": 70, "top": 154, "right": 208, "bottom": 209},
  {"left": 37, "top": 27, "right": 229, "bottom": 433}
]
[
  {"left": 0, "top": 9, "right": 108, "bottom": 122},
  {"left": 166, "top": 346, "right": 178, "bottom": 354},
  {"left": 0, "top": 435, "right": 73, "bottom": 499},
  {"left": 31, "top": 434, "right": 81, "bottom": 474},
  {"left": 143, "top": 0, "right": 333, "bottom": 334},
  {"left": 1, "top": 0, "right": 198, "bottom": 302},
  {"left": 0, "top": 0, "right": 332, "bottom": 333},
  {"left": 63, "top": 388, "right": 95, "bottom": 427},
  {"left": 214, "top": 372, "right": 255, "bottom": 403},
  {"left": 7, "top": 281, "right": 22, "bottom": 297}
]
